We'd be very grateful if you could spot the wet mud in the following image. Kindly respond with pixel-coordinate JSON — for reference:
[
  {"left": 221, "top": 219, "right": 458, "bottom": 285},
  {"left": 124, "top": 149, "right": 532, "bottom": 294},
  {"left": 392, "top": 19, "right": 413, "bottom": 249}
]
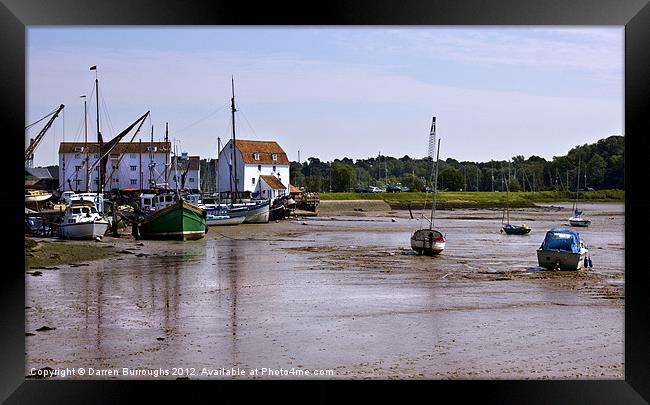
[{"left": 25, "top": 202, "right": 624, "bottom": 379}]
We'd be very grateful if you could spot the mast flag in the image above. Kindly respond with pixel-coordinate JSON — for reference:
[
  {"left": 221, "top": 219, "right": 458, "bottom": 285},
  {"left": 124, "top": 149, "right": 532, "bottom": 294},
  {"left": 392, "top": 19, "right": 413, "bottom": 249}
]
[{"left": 89, "top": 65, "right": 97, "bottom": 70}]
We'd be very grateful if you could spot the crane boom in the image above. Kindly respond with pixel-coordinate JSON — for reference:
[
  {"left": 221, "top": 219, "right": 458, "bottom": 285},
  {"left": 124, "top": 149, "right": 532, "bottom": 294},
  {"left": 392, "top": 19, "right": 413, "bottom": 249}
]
[{"left": 25, "top": 104, "right": 65, "bottom": 166}]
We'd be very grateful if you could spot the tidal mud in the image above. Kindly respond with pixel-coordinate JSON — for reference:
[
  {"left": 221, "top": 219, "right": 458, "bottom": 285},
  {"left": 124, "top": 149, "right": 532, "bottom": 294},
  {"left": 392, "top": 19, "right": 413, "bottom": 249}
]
[{"left": 25, "top": 202, "right": 624, "bottom": 379}]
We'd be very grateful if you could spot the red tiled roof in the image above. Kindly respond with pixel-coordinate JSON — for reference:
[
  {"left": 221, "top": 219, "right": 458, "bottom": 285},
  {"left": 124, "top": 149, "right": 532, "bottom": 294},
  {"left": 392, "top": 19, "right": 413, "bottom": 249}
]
[
  {"left": 58, "top": 142, "right": 170, "bottom": 154},
  {"left": 259, "top": 175, "right": 287, "bottom": 190},
  {"left": 232, "top": 140, "right": 289, "bottom": 165},
  {"left": 289, "top": 184, "right": 302, "bottom": 193}
]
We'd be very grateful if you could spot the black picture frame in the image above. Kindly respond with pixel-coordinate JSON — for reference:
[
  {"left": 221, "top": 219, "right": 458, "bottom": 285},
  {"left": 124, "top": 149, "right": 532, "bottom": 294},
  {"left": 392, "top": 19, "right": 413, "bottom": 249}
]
[{"left": 2, "top": 0, "right": 648, "bottom": 403}]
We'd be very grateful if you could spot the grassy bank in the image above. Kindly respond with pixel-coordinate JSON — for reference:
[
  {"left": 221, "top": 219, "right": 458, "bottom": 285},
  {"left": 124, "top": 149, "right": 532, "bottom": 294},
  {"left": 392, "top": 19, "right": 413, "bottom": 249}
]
[
  {"left": 25, "top": 238, "right": 119, "bottom": 269},
  {"left": 318, "top": 190, "right": 624, "bottom": 210}
]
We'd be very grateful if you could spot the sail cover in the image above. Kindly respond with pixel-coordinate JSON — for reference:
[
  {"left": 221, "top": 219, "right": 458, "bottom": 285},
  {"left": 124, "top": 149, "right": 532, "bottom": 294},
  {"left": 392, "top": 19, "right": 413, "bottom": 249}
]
[{"left": 540, "top": 227, "right": 581, "bottom": 253}]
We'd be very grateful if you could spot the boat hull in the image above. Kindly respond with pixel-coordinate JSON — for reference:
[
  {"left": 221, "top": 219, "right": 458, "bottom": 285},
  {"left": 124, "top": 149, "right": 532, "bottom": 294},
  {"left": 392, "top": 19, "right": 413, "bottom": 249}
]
[
  {"left": 537, "top": 249, "right": 587, "bottom": 271},
  {"left": 569, "top": 217, "right": 591, "bottom": 227},
  {"left": 206, "top": 215, "right": 246, "bottom": 226},
  {"left": 25, "top": 194, "right": 52, "bottom": 203},
  {"left": 139, "top": 201, "right": 206, "bottom": 241},
  {"left": 502, "top": 224, "right": 531, "bottom": 235},
  {"left": 411, "top": 229, "right": 446, "bottom": 256},
  {"left": 58, "top": 220, "right": 109, "bottom": 239}
]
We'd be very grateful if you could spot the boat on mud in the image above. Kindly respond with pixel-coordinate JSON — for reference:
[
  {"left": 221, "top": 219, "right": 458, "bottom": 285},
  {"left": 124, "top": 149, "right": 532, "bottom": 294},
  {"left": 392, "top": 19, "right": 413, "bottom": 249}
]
[
  {"left": 536, "top": 227, "right": 591, "bottom": 270},
  {"left": 501, "top": 176, "right": 531, "bottom": 235},
  {"left": 58, "top": 199, "right": 109, "bottom": 240},
  {"left": 569, "top": 156, "right": 591, "bottom": 227},
  {"left": 204, "top": 206, "right": 246, "bottom": 226},
  {"left": 139, "top": 200, "right": 207, "bottom": 240},
  {"left": 411, "top": 116, "right": 446, "bottom": 256}
]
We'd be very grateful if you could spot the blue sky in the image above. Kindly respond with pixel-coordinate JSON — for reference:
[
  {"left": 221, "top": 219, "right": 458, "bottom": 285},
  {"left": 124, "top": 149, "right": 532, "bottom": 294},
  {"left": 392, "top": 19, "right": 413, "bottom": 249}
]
[{"left": 27, "top": 27, "right": 623, "bottom": 167}]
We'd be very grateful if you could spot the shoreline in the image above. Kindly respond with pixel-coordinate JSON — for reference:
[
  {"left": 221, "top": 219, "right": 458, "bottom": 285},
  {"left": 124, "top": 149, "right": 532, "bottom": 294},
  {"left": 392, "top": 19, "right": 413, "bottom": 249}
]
[{"left": 25, "top": 200, "right": 622, "bottom": 270}]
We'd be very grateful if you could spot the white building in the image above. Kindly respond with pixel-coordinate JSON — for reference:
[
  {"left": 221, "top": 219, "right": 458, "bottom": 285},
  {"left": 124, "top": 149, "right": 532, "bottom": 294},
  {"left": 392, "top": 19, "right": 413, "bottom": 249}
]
[
  {"left": 169, "top": 154, "right": 201, "bottom": 193},
  {"left": 58, "top": 142, "right": 200, "bottom": 193},
  {"left": 217, "top": 139, "right": 289, "bottom": 199}
]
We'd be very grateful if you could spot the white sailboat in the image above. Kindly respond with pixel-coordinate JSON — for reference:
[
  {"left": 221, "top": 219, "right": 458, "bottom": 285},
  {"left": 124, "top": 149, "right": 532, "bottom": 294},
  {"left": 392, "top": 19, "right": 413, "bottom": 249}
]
[
  {"left": 569, "top": 156, "right": 591, "bottom": 227},
  {"left": 411, "top": 118, "right": 446, "bottom": 255}
]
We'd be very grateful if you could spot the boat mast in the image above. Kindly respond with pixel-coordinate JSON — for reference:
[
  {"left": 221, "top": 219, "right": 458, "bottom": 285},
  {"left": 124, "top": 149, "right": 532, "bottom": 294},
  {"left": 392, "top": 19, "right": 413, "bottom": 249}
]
[
  {"left": 231, "top": 76, "right": 240, "bottom": 203},
  {"left": 82, "top": 95, "right": 90, "bottom": 192},
  {"left": 91, "top": 65, "right": 103, "bottom": 195},
  {"left": 216, "top": 136, "right": 221, "bottom": 203},
  {"left": 165, "top": 122, "right": 169, "bottom": 189},
  {"left": 149, "top": 125, "right": 154, "bottom": 189},
  {"left": 431, "top": 138, "right": 441, "bottom": 230},
  {"left": 573, "top": 156, "right": 581, "bottom": 213}
]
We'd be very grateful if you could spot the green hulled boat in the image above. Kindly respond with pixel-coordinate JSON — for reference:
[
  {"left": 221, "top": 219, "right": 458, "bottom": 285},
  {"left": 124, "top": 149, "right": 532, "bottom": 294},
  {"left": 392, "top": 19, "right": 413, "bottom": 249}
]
[{"left": 139, "top": 200, "right": 207, "bottom": 241}]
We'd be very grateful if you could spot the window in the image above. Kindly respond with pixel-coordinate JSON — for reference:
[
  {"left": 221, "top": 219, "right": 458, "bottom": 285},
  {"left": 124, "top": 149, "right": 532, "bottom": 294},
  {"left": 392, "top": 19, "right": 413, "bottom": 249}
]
[
  {"left": 130, "top": 165, "right": 137, "bottom": 171},
  {"left": 189, "top": 178, "right": 194, "bottom": 183},
  {"left": 272, "top": 166, "right": 276, "bottom": 172},
  {"left": 75, "top": 179, "right": 82, "bottom": 185},
  {"left": 75, "top": 165, "right": 82, "bottom": 172},
  {"left": 271, "top": 153, "right": 278, "bottom": 161},
  {"left": 74, "top": 153, "right": 81, "bottom": 159},
  {"left": 130, "top": 179, "right": 137, "bottom": 185},
  {"left": 130, "top": 154, "right": 137, "bottom": 159},
  {"left": 113, "top": 178, "right": 119, "bottom": 183},
  {"left": 94, "top": 179, "right": 98, "bottom": 185},
  {"left": 94, "top": 154, "right": 99, "bottom": 158},
  {"left": 112, "top": 164, "right": 119, "bottom": 170},
  {"left": 143, "top": 198, "right": 152, "bottom": 205},
  {"left": 258, "top": 165, "right": 261, "bottom": 171},
  {"left": 94, "top": 167, "right": 98, "bottom": 172},
  {"left": 253, "top": 152, "right": 260, "bottom": 161},
  {"left": 251, "top": 178, "right": 256, "bottom": 185}
]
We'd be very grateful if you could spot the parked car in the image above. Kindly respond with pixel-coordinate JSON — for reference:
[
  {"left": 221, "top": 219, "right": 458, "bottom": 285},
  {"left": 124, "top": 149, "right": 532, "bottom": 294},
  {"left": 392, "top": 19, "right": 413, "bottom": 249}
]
[
  {"left": 354, "top": 187, "right": 368, "bottom": 193},
  {"left": 368, "top": 186, "right": 383, "bottom": 193},
  {"left": 400, "top": 186, "right": 411, "bottom": 192},
  {"left": 421, "top": 186, "right": 432, "bottom": 192},
  {"left": 386, "top": 185, "right": 402, "bottom": 193}
]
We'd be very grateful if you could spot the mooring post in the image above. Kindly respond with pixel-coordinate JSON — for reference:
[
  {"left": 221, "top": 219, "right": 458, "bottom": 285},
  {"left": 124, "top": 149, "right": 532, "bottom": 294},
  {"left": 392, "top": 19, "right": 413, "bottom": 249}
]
[{"left": 112, "top": 203, "right": 118, "bottom": 236}]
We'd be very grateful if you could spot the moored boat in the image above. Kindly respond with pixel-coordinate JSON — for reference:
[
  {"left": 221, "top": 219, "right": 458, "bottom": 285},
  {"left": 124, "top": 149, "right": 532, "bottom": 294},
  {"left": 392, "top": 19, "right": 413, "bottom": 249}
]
[
  {"left": 569, "top": 156, "right": 590, "bottom": 227},
  {"left": 204, "top": 206, "right": 246, "bottom": 226},
  {"left": 502, "top": 223, "right": 531, "bottom": 235},
  {"left": 501, "top": 177, "right": 531, "bottom": 235},
  {"left": 411, "top": 228, "right": 446, "bottom": 255},
  {"left": 411, "top": 117, "right": 446, "bottom": 256},
  {"left": 139, "top": 200, "right": 207, "bottom": 240},
  {"left": 25, "top": 189, "right": 52, "bottom": 203},
  {"left": 58, "top": 200, "right": 109, "bottom": 239},
  {"left": 536, "top": 227, "right": 589, "bottom": 270}
]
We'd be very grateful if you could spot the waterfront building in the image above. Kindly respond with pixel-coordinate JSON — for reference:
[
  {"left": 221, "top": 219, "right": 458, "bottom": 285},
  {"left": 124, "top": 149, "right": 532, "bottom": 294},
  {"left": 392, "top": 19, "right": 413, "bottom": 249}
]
[
  {"left": 217, "top": 139, "right": 290, "bottom": 199},
  {"left": 58, "top": 142, "right": 201, "bottom": 193}
]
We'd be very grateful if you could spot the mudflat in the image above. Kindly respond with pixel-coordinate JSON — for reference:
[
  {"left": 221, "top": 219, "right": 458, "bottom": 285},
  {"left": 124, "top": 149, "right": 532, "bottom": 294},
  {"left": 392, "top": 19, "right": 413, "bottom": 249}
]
[{"left": 25, "top": 202, "right": 624, "bottom": 379}]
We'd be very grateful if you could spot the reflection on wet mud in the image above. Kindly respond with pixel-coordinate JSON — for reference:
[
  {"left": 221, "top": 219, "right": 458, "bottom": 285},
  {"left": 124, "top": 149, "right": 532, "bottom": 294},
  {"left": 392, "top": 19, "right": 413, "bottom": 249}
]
[{"left": 26, "top": 203, "right": 624, "bottom": 379}]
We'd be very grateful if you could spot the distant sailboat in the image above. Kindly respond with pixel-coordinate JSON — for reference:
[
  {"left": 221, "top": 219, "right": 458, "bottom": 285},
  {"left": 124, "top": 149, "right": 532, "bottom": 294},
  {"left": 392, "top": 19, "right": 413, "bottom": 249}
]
[
  {"left": 569, "top": 156, "right": 591, "bottom": 227},
  {"left": 501, "top": 174, "right": 531, "bottom": 235},
  {"left": 411, "top": 117, "right": 446, "bottom": 255}
]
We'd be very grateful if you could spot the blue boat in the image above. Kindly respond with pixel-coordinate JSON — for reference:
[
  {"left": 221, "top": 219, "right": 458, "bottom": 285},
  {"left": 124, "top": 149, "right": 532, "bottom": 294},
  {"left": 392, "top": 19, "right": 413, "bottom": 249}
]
[{"left": 536, "top": 227, "right": 589, "bottom": 270}]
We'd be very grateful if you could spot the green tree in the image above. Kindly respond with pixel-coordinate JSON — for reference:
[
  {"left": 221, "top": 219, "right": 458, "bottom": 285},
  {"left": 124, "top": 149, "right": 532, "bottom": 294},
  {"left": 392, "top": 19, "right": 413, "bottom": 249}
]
[
  {"left": 330, "top": 162, "right": 357, "bottom": 192},
  {"left": 401, "top": 173, "right": 424, "bottom": 191},
  {"left": 586, "top": 154, "right": 606, "bottom": 189},
  {"left": 438, "top": 167, "right": 464, "bottom": 191}
]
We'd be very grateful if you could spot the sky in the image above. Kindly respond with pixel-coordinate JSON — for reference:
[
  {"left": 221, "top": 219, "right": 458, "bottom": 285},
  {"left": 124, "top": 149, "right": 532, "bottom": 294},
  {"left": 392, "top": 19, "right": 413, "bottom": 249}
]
[{"left": 26, "top": 27, "right": 623, "bottom": 167}]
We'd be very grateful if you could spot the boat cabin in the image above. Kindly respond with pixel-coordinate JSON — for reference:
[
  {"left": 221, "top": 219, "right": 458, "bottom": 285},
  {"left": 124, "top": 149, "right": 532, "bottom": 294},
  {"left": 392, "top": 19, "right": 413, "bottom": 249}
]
[
  {"left": 64, "top": 201, "right": 101, "bottom": 224},
  {"left": 140, "top": 192, "right": 177, "bottom": 211}
]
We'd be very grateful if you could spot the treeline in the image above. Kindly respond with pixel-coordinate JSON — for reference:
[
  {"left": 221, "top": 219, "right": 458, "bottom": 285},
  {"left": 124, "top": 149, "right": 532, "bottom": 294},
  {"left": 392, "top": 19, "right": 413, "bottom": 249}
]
[{"left": 289, "top": 135, "right": 624, "bottom": 193}]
